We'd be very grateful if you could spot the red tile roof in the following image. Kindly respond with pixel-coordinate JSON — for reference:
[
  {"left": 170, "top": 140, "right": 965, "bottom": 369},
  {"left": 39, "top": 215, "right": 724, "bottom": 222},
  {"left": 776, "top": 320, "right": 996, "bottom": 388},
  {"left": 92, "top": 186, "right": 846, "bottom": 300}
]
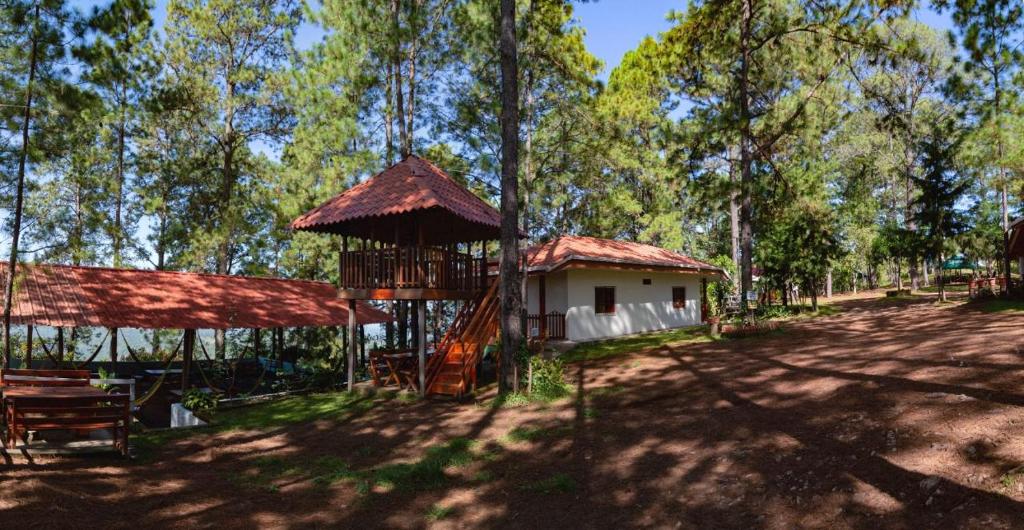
[
  {"left": 290, "top": 155, "right": 502, "bottom": 236},
  {"left": 0, "top": 263, "right": 391, "bottom": 329},
  {"left": 525, "top": 236, "right": 723, "bottom": 274}
]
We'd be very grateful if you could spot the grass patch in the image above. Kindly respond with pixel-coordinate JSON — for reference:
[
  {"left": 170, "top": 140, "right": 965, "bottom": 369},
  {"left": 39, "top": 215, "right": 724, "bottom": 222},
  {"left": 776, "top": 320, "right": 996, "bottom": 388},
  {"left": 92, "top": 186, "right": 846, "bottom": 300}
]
[
  {"left": 213, "top": 391, "right": 378, "bottom": 431},
  {"left": 230, "top": 456, "right": 304, "bottom": 492},
  {"left": 504, "top": 424, "right": 571, "bottom": 443},
  {"left": 489, "top": 391, "right": 532, "bottom": 408},
  {"left": 1000, "top": 466, "right": 1024, "bottom": 489},
  {"left": 472, "top": 469, "right": 496, "bottom": 482},
  {"left": 369, "top": 438, "right": 477, "bottom": 492},
  {"left": 562, "top": 326, "right": 712, "bottom": 363},
  {"left": 426, "top": 504, "right": 455, "bottom": 521},
  {"left": 311, "top": 455, "right": 358, "bottom": 487},
  {"left": 521, "top": 473, "right": 576, "bottom": 494},
  {"left": 134, "top": 391, "right": 384, "bottom": 459},
  {"left": 918, "top": 283, "right": 968, "bottom": 293},
  {"left": 979, "top": 299, "right": 1024, "bottom": 313}
]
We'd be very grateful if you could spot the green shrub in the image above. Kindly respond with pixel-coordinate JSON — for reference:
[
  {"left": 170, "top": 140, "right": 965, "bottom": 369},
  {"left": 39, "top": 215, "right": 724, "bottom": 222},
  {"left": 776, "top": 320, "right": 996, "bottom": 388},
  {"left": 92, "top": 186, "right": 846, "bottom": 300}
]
[
  {"left": 529, "top": 357, "right": 572, "bottom": 401},
  {"left": 182, "top": 388, "right": 217, "bottom": 412}
]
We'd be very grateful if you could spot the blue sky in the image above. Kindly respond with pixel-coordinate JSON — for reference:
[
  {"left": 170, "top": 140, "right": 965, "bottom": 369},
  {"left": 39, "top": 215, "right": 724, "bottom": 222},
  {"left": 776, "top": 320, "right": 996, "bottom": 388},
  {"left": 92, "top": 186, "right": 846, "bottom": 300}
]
[{"left": 72, "top": 0, "right": 956, "bottom": 83}]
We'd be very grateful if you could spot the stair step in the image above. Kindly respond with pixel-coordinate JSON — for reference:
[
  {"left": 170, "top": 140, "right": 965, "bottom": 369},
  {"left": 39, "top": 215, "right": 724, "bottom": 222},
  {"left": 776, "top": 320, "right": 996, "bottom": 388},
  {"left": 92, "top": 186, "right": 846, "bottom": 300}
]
[{"left": 430, "top": 382, "right": 462, "bottom": 395}]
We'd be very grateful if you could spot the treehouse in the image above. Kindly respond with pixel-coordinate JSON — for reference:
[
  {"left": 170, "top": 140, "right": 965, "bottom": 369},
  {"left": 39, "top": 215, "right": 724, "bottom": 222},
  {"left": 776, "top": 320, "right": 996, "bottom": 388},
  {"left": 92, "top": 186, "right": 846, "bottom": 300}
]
[
  {"left": 291, "top": 155, "right": 505, "bottom": 397},
  {"left": 291, "top": 155, "right": 499, "bottom": 301}
]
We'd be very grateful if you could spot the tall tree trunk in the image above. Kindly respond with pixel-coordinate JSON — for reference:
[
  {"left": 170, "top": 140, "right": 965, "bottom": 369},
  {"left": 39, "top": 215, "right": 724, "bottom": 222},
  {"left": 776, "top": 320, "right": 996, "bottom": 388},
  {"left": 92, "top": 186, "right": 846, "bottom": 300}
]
[
  {"left": 729, "top": 144, "right": 740, "bottom": 291},
  {"left": 397, "top": 301, "right": 407, "bottom": 349},
  {"left": 215, "top": 81, "right": 237, "bottom": 360},
  {"left": 405, "top": 0, "right": 419, "bottom": 151},
  {"left": 520, "top": 6, "right": 534, "bottom": 346},
  {"left": 994, "top": 63, "right": 1012, "bottom": 296},
  {"left": 392, "top": 0, "right": 409, "bottom": 157},
  {"left": 738, "top": 0, "right": 755, "bottom": 321},
  {"left": 498, "top": 0, "right": 523, "bottom": 394},
  {"left": 113, "top": 97, "right": 127, "bottom": 267},
  {"left": 2, "top": 3, "right": 39, "bottom": 368},
  {"left": 384, "top": 61, "right": 394, "bottom": 165}
]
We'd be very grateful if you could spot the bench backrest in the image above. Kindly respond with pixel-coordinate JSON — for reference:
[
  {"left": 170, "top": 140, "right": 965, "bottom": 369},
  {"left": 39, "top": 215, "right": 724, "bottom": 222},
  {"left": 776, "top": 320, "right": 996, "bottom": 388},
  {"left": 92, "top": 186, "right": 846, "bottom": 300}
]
[
  {"left": 2, "top": 369, "right": 92, "bottom": 387},
  {"left": 11, "top": 393, "right": 130, "bottom": 429}
]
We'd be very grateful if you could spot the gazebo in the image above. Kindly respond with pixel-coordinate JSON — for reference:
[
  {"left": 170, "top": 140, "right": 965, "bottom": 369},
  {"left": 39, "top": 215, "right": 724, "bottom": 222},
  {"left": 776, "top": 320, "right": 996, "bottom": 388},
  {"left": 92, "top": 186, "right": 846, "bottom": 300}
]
[
  {"left": 0, "top": 262, "right": 391, "bottom": 394},
  {"left": 291, "top": 155, "right": 503, "bottom": 396}
]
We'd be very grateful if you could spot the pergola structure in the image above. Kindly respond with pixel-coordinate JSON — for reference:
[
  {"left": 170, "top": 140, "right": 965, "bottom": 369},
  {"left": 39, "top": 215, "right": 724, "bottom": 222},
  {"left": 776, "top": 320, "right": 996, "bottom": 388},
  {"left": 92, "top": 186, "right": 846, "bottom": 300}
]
[
  {"left": 0, "top": 263, "right": 391, "bottom": 394},
  {"left": 291, "top": 155, "right": 504, "bottom": 395}
]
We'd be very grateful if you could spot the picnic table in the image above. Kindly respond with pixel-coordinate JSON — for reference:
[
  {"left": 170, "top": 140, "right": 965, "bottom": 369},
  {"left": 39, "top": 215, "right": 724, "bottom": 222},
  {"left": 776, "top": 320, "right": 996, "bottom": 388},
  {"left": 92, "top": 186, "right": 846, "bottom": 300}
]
[
  {"left": 383, "top": 352, "right": 420, "bottom": 390},
  {"left": 3, "top": 384, "right": 131, "bottom": 455}
]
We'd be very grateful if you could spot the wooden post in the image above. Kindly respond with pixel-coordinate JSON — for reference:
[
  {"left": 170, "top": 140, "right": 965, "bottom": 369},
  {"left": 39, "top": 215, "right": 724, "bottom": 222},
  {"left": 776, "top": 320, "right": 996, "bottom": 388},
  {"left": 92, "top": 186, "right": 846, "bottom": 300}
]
[
  {"left": 109, "top": 327, "right": 119, "bottom": 372},
  {"left": 24, "top": 325, "right": 32, "bottom": 368},
  {"left": 359, "top": 325, "right": 366, "bottom": 366},
  {"left": 57, "top": 327, "right": 65, "bottom": 367},
  {"left": 539, "top": 274, "right": 547, "bottom": 338},
  {"left": 182, "top": 329, "right": 195, "bottom": 394},
  {"left": 253, "top": 328, "right": 260, "bottom": 357},
  {"left": 347, "top": 300, "right": 357, "bottom": 392},
  {"left": 417, "top": 299, "right": 426, "bottom": 395},
  {"left": 480, "top": 241, "right": 488, "bottom": 289}
]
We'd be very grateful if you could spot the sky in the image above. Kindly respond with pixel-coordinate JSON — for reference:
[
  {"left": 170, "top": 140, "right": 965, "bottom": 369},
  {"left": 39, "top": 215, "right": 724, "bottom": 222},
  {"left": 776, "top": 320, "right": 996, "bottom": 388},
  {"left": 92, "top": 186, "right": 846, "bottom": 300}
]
[{"left": 71, "top": 0, "right": 956, "bottom": 84}]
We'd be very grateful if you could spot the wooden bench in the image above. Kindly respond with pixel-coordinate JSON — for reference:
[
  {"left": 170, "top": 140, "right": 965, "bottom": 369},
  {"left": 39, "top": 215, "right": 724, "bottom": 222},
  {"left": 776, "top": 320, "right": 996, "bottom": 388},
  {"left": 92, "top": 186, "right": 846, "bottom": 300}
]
[
  {"left": 1, "top": 369, "right": 91, "bottom": 387},
  {"left": 3, "top": 388, "right": 130, "bottom": 456}
]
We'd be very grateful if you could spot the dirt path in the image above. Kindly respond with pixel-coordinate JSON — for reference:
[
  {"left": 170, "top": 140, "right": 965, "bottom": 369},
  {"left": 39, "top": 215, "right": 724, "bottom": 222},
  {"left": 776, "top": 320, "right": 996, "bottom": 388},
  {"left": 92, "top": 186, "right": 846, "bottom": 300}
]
[{"left": 4, "top": 294, "right": 1024, "bottom": 529}]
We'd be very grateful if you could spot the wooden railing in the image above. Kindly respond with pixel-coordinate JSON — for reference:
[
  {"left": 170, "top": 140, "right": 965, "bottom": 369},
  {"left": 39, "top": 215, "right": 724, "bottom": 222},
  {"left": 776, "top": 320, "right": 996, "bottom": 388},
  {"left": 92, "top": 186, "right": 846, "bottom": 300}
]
[
  {"left": 526, "top": 311, "right": 566, "bottom": 340},
  {"left": 339, "top": 246, "right": 486, "bottom": 292}
]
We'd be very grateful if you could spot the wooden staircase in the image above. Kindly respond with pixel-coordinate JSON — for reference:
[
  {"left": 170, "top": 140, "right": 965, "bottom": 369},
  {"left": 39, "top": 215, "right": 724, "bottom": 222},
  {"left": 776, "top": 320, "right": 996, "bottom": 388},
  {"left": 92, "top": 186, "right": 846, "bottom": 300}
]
[{"left": 425, "top": 280, "right": 500, "bottom": 397}]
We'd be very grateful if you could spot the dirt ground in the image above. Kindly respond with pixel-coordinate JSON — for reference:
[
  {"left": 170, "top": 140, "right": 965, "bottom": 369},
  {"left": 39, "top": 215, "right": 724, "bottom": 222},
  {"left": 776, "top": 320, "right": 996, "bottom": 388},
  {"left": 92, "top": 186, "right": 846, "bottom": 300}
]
[{"left": 5, "top": 292, "right": 1024, "bottom": 529}]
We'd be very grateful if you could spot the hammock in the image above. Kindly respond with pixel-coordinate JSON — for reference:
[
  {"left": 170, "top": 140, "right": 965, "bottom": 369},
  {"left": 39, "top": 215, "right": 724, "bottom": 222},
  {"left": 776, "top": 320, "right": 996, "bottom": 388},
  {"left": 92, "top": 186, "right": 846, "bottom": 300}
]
[
  {"left": 133, "top": 335, "right": 184, "bottom": 407},
  {"left": 197, "top": 337, "right": 269, "bottom": 396},
  {"left": 73, "top": 329, "right": 110, "bottom": 369},
  {"left": 36, "top": 333, "right": 60, "bottom": 366}
]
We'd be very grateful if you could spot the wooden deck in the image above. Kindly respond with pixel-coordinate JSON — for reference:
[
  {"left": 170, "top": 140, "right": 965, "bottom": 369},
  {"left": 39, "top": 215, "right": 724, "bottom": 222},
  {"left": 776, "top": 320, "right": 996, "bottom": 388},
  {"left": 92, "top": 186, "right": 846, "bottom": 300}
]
[{"left": 338, "top": 245, "right": 487, "bottom": 300}]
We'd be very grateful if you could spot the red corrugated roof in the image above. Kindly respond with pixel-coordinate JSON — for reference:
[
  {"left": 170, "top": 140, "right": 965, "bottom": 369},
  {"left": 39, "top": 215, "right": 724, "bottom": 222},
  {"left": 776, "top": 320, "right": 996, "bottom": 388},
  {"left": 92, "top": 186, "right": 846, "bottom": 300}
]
[
  {"left": 290, "top": 154, "right": 502, "bottom": 234},
  {"left": 525, "top": 236, "right": 723, "bottom": 274},
  {"left": 0, "top": 263, "right": 391, "bottom": 329}
]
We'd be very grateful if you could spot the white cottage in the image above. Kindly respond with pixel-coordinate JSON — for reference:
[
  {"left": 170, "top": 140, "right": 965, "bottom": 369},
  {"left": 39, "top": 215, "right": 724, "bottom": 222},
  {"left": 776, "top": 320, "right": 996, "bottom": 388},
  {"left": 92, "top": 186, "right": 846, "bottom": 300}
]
[{"left": 523, "top": 236, "right": 725, "bottom": 343}]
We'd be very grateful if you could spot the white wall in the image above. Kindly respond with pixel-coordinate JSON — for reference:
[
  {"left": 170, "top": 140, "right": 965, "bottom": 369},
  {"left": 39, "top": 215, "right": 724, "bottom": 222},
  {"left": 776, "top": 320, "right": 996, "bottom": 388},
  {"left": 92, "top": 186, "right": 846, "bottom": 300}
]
[
  {"left": 525, "top": 270, "right": 568, "bottom": 315},
  {"left": 562, "top": 269, "right": 706, "bottom": 342}
]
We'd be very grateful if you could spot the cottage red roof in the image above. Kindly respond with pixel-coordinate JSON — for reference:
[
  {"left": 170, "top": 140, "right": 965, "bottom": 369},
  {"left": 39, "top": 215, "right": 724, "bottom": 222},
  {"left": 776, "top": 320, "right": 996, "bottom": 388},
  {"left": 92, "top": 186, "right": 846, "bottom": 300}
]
[
  {"left": 525, "top": 236, "right": 723, "bottom": 274},
  {"left": 290, "top": 155, "right": 503, "bottom": 244},
  {"left": 0, "top": 263, "right": 391, "bottom": 329}
]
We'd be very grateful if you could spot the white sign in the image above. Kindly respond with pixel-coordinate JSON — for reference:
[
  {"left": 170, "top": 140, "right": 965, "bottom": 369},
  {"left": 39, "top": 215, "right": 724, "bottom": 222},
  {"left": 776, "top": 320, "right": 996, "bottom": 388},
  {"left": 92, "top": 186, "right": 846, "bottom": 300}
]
[{"left": 745, "top": 290, "right": 757, "bottom": 301}]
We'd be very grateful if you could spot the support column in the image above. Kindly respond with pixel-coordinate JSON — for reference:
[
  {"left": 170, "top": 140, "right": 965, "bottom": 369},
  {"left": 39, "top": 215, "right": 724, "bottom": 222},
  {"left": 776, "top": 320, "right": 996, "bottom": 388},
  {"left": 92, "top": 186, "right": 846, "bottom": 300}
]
[
  {"left": 347, "top": 299, "right": 357, "bottom": 392},
  {"left": 57, "top": 327, "right": 65, "bottom": 367},
  {"left": 253, "top": 328, "right": 260, "bottom": 357},
  {"left": 182, "top": 329, "right": 195, "bottom": 394},
  {"left": 418, "top": 299, "right": 427, "bottom": 395},
  {"left": 109, "top": 327, "right": 119, "bottom": 372},
  {"left": 539, "top": 274, "right": 547, "bottom": 338},
  {"left": 24, "top": 325, "right": 32, "bottom": 369}
]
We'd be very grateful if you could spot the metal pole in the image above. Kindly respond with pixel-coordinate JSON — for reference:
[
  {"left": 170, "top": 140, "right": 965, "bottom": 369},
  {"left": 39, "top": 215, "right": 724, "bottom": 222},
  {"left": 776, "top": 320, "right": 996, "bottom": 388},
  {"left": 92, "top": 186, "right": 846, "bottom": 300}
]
[
  {"left": 109, "top": 327, "right": 118, "bottom": 372},
  {"left": 418, "top": 299, "right": 426, "bottom": 395},
  {"left": 182, "top": 329, "right": 195, "bottom": 394},
  {"left": 348, "top": 300, "right": 357, "bottom": 392}
]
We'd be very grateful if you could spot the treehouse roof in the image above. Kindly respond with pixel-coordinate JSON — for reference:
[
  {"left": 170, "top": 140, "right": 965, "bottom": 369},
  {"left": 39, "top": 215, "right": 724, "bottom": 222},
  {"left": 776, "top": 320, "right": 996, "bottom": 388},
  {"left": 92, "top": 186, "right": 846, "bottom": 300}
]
[
  {"left": 0, "top": 263, "right": 391, "bottom": 330},
  {"left": 290, "top": 155, "right": 504, "bottom": 245}
]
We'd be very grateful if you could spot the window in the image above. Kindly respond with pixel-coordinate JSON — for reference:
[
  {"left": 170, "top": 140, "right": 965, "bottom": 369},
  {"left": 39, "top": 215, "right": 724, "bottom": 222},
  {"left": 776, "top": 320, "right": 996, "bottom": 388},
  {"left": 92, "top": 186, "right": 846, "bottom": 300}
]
[
  {"left": 672, "top": 287, "right": 687, "bottom": 309},
  {"left": 642, "top": 278, "right": 652, "bottom": 285},
  {"left": 595, "top": 286, "right": 616, "bottom": 314}
]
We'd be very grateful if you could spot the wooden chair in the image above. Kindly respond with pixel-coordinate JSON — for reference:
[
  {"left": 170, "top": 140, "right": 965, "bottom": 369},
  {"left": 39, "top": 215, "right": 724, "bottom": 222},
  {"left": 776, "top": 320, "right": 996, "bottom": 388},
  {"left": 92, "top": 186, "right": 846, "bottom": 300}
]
[
  {"left": 368, "top": 349, "right": 398, "bottom": 387},
  {"left": 1, "top": 369, "right": 91, "bottom": 387},
  {"left": 5, "top": 393, "right": 131, "bottom": 456}
]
